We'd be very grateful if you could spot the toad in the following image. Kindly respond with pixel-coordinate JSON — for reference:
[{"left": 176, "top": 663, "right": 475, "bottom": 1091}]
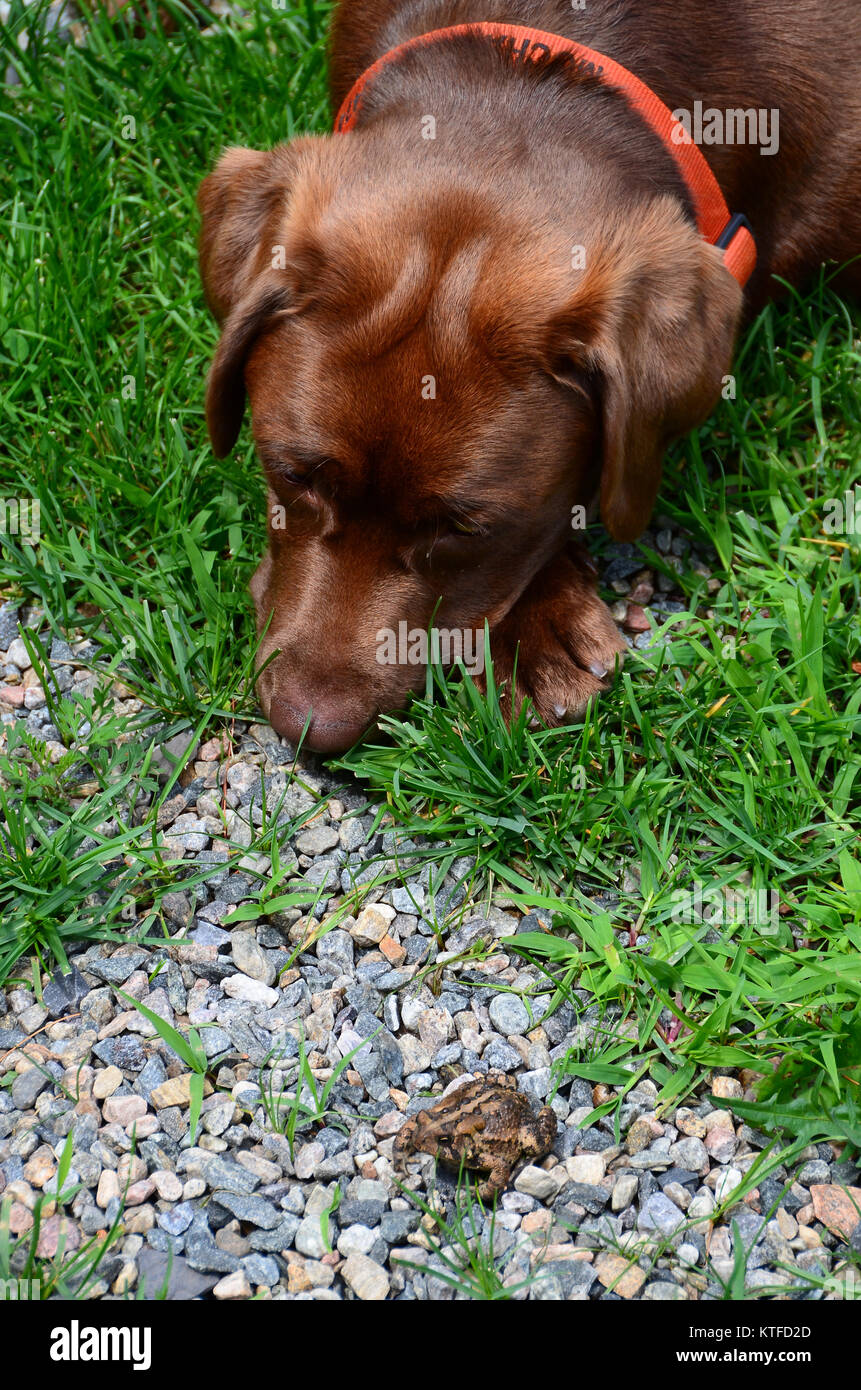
[{"left": 393, "top": 1070, "right": 557, "bottom": 1199}]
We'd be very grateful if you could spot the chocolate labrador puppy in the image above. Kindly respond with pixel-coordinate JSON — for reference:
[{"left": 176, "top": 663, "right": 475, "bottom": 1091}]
[{"left": 198, "top": 0, "right": 861, "bottom": 753}]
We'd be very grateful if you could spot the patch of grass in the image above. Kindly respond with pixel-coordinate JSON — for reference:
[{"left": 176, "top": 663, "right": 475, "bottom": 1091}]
[
  {"left": 392, "top": 1172, "right": 547, "bottom": 1300},
  {"left": 0, "top": 659, "right": 291, "bottom": 984},
  {"left": 338, "top": 629, "right": 605, "bottom": 887},
  {"left": 254, "top": 1025, "right": 380, "bottom": 1155},
  {"left": 1, "top": 0, "right": 333, "bottom": 661},
  {"left": 117, "top": 988, "right": 215, "bottom": 1143},
  {"left": 0, "top": 676, "right": 164, "bottom": 984},
  {"left": 514, "top": 898, "right": 861, "bottom": 1149}
]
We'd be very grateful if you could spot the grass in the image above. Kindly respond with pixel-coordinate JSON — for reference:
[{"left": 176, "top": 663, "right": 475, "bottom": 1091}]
[
  {"left": 117, "top": 987, "right": 214, "bottom": 1143},
  {"left": 392, "top": 1172, "right": 548, "bottom": 1299},
  {"left": 253, "top": 1025, "right": 381, "bottom": 1155},
  {"left": 0, "top": 673, "right": 167, "bottom": 980},
  {"left": 0, "top": 0, "right": 859, "bottom": 1172},
  {"left": 0, "top": 638, "right": 332, "bottom": 983}
]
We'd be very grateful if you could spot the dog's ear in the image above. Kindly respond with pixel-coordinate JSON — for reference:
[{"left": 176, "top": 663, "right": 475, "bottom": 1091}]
[
  {"left": 197, "top": 146, "right": 283, "bottom": 323},
  {"left": 204, "top": 273, "right": 295, "bottom": 457},
  {"left": 198, "top": 138, "right": 335, "bottom": 455},
  {"left": 545, "top": 199, "right": 743, "bottom": 542}
]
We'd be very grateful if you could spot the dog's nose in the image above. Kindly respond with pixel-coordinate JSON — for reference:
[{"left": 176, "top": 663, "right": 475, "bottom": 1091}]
[{"left": 268, "top": 694, "right": 375, "bottom": 755}]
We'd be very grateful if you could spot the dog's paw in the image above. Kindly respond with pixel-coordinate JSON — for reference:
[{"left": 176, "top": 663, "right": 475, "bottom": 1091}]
[{"left": 487, "top": 550, "right": 627, "bottom": 726}]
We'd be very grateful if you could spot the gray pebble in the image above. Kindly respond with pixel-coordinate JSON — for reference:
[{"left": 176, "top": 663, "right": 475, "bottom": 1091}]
[
  {"left": 134, "top": 1056, "right": 169, "bottom": 1104},
  {"left": 191, "top": 922, "right": 231, "bottom": 948},
  {"left": 316, "top": 930, "right": 354, "bottom": 972},
  {"left": 643, "top": 1280, "right": 687, "bottom": 1300},
  {"left": 294, "top": 825, "right": 339, "bottom": 856},
  {"left": 797, "top": 1159, "right": 831, "bottom": 1186},
  {"left": 231, "top": 931, "right": 276, "bottom": 986},
  {"left": 638, "top": 1192, "right": 686, "bottom": 1236},
  {"left": 158, "top": 1202, "right": 196, "bottom": 1237},
  {"left": 668, "top": 1137, "right": 707, "bottom": 1170},
  {"left": 482, "top": 1040, "right": 522, "bottom": 1071},
  {"left": 185, "top": 1227, "right": 240, "bottom": 1275},
  {"left": 197, "top": 1155, "right": 261, "bottom": 1195},
  {"left": 294, "top": 1213, "right": 332, "bottom": 1258},
  {"left": 248, "top": 1216, "right": 301, "bottom": 1250},
  {"left": 338, "top": 1199, "right": 385, "bottom": 1227},
  {"left": 11, "top": 1068, "right": 50, "bottom": 1110},
  {"left": 379, "top": 1210, "right": 421, "bottom": 1243},
  {"left": 390, "top": 885, "right": 425, "bottom": 916},
  {"left": 211, "top": 1190, "right": 281, "bottom": 1229},
  {"left": 137, "top": 1250, "right": 218, "bottom": 1301},
  {"left": 0, "top": 603, "right": 21, "bottom": 649},
  {"left": 556, "top": 1183, "right": 610, "bottom": 1216},
  {"left": 87, "top": 949, "right": 149, "bottom": 984},
  {"left": 518, "top": 1067, "right": 551, "bottom": 1102},
  {"left": 42, "top": 965, "right": 90, "bottom": 1019},
  {"left": 488, "top": 994, "right": 531, "bottom": 1035},
  {"left": 241, "top": 1253, "right": 280, "bottom": 1286}
]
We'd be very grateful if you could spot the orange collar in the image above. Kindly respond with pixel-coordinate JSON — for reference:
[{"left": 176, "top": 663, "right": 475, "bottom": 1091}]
[{"left": 334, "top": 22, "right": 756, "bottom": 287}]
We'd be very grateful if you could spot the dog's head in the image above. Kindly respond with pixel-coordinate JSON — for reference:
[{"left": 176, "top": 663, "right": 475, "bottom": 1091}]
[{"left": 198, "top": 136, "right": 740, "bottom": 752}]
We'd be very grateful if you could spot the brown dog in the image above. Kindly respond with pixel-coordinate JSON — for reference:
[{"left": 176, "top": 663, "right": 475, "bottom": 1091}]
[{"left": 198, "top": 0, "right": 861, "bottom": 753}]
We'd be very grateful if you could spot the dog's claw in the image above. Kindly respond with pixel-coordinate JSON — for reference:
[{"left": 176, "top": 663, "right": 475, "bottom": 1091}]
[
  {"left": 589, "top": 661, "right": 609, "bottom": 680},
  {"left": 552, "top": 702, "right": 567, "bottom": 720}
]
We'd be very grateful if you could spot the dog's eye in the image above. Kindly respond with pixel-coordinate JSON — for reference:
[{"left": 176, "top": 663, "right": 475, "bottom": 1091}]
[
  {"left": 273, "top": 465, "right": 311, "bottom": 489},
  {"left": 450, "top": 518, "right": 481, "bottom": 536}
]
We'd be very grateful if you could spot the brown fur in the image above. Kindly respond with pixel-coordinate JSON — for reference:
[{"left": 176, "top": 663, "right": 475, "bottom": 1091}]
[{"left": 199, "top": 0, "right": 861, "bottom": 752}]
